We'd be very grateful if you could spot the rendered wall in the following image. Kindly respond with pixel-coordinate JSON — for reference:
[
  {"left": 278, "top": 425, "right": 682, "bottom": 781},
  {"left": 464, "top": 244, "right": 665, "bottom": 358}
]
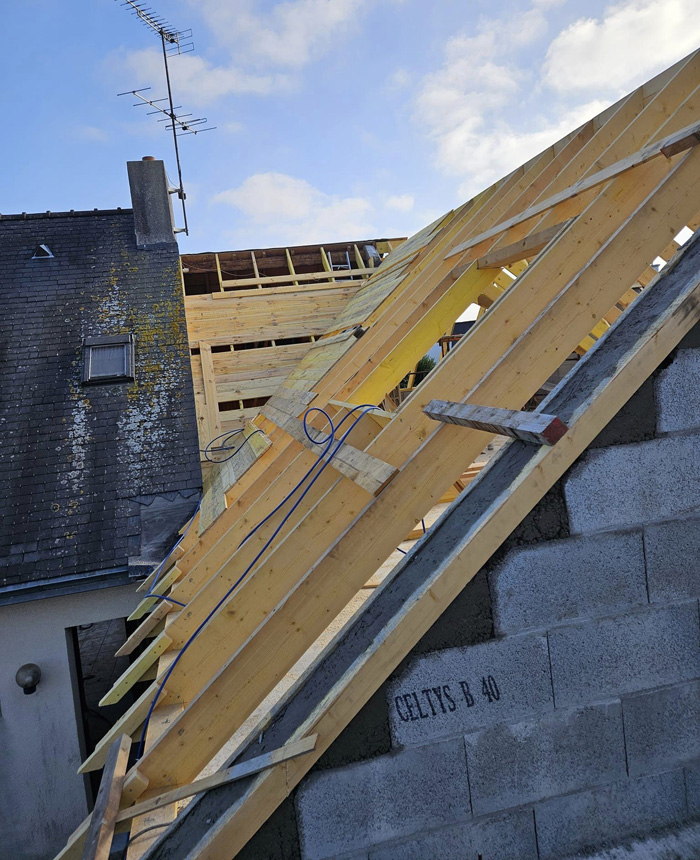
[
  {"left": 0, "top": 585, "right": 138, "bottom": 860},
  {"left": 241, "top": 327, "right": 700, "bottom": 860}
]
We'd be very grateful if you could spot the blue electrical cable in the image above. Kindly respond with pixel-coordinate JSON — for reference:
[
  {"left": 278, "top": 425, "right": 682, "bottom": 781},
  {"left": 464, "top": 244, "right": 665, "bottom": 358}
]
[
  {"left": 239, "top": 405, "right": 367, "bottom": 548},
  {"left": 136, "top": 403, "right": 380, "bottom": 758}
]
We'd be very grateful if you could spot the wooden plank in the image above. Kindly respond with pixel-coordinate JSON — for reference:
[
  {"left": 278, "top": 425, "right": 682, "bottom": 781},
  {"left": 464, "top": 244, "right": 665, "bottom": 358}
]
[
  {"left": 446, "top": 118, "right": 700, "bottom": 260},
  {"left": 199, "top": 343, "right": 221, "bottom": 443},
  {"left": 114, "top": 735, "right": 317, "bottom": 825},
  {"left": 661, "top": 127, "right": 700, "bottom": 157},
  {"left": 115, "top": 603, "right": 171, "bottom": 657},
  {"left": 329, "top": 400, "right": 394, "bottom": 426},
  {"left": 210, "top": 281, "right": 358, "bottom": 300},
  {"left": 265, "top": 389, "right": 318, "bottom": 418},
  {"left": 221, "top": 268, "right": 374, "bottom": 289},
  {"left": 424, "top": 400, "right": 569, "bottom": 445},
  {"left": 260, "top": 403, "right": 396, "bottom": 496},
  {"left": 476, "top": 221, "right": 570, "bottom": 269},
  {"left": 126, "top": 566, "right": 182, "bottom": 622},
  {"left": 285, "top": 248, "right": 299, "bottom": 286},
  {"left": 99, "top": 633, "right": 173, "bottom": 706},
  {"left": 81, "top": 734, "right": 131, "bottom": 860}
]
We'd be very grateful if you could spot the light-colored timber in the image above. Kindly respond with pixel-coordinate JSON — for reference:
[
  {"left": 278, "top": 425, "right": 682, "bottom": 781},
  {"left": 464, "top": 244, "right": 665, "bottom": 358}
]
[{"left": 51, "top": 50, "right": 700, "bottom": 860}]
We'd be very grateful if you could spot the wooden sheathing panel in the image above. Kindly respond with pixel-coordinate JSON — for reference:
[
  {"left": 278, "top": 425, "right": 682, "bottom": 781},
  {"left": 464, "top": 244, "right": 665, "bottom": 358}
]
[
  {"left": 211, "top": 343, "right": 312, "bottom": 402},
  {"left": 184, "top": 284, "right": 359, "bottom": 346},
  {"left": 57, "top": 52, "right": 700, "bottom": 860}
]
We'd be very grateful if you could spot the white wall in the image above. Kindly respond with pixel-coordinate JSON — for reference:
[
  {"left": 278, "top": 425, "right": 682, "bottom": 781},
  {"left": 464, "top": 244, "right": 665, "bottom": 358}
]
[{"left": 0, "top": 585, "right": 139, "bottom": 860}]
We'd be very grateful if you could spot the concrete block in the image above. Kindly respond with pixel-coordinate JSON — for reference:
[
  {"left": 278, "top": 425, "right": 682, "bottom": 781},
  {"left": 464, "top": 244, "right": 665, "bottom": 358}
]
[
  {"left": 489, "top": 531, "right": 647, "bottom": 635},
  {"left": 644, "top": 518, "right": 700, "bottom": 602},
  {"left": 368, "top": 809, "right": 537, "bottom": 860},
  {"left": 624, "top": 680, "right": 700, "bottom": 777},
  {"left": 296, "top": 739, "right": 469, "bottom": 859},
  {"left": 548, "top": 603, "right": 700, "bottom": 708},
  {"left": 656, "top": 349, "right": 700, "bottom": 433},
  {"left": 388, "top": 633, "right": 553, "bottom": 747},
  {"left": 569, "top": 822, "right": 700, "bottom": 859},
  {"left": 564, "top": 433, "right": 700, "bottom": 534},
  {"left": 464, "top": 702, "right": 625, "bottom": 815},
  {"left": 535, "top": 770, "right": 688, "bottom": 859},
  {"left": 686, "top": 763, "right": 700, "bottom": 817}
]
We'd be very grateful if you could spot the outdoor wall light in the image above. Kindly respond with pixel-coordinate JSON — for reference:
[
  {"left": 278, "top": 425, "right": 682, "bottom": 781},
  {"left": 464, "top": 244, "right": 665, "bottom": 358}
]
[{"left": 16, "top": 663, "right": 41, "bottom": 695}]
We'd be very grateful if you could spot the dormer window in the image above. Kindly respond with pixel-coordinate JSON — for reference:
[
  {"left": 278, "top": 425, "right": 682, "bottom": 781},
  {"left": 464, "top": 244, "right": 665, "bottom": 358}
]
[
  {"left": 31, "top": 244, "right": 54, "bottom": 259},
  {"left": 82, "top": 335, "right": 135, "bottom": 384}
]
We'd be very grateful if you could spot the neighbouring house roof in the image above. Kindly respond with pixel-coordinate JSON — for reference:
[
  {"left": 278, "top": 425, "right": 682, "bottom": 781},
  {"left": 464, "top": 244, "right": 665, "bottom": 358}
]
[{"left": 0, "top": 209, "right": 201, "bottom": 602}]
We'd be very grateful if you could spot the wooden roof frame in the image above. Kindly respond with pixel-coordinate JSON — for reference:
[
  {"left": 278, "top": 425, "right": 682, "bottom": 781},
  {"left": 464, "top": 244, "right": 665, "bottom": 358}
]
[{"left": 55, "top": 48, "right": 700, "bottom": 860}]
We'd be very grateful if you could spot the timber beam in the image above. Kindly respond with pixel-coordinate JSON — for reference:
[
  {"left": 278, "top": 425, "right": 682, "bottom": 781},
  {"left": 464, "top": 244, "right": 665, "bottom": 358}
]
[{"left": 424, "top": 400, "right": 569, "bottom": 445}]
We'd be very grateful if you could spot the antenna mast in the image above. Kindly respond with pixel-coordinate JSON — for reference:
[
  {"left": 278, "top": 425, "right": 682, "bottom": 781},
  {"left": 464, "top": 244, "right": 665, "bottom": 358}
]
[{"left": 116, "top": 0, "right": 216, "bottom": 235}]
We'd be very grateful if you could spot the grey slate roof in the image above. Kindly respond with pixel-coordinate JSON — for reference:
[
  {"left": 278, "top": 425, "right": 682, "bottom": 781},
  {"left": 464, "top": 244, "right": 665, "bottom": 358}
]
[{"left": 0, "top": 209, "right": 201, "bottom": 600}]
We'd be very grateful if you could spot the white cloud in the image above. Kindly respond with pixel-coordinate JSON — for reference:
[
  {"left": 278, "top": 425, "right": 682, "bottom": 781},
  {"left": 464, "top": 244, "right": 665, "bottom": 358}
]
[
  {"left": 414, "top": 2, "right": 556, "bottom": 191},
  {"left": 112, "top": 0, "right": 384, "bottom": 110},
  {"left": 213, "top": 172, "right": 376, "bottom": 245},
  {"left": 385, "top": 194, "right": 415, "bottom": 212},
  {"left": 386, "top": 67, "right": 412, "bottom": 91},
  {"left": 187, "top": 0, "right": 367, "bottom": 68},
  {"left": 413, "top": 0, "right": 698, "bottom": 200},
  {"left": 116, "top": 48, "right": 287, "bottom": 107},
  {"left": 543, "top": 0, "right": 700, "bottom": 94}
]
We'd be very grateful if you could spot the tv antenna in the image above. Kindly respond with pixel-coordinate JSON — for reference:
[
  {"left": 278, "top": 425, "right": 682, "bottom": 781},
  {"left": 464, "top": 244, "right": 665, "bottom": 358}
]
[{"left": 116, "top": 0, "right": 216, "bottom": 235}]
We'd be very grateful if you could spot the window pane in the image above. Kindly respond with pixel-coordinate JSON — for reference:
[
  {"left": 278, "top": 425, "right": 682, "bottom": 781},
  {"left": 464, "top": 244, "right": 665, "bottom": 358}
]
[{"left": 90, "top": 345, "right": 126, "bottom": 378}]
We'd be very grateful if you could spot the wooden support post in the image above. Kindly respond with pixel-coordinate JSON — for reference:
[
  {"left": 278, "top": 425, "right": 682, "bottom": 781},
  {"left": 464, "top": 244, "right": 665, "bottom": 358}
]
[
  {"left": 250, "top": 251, "right": 262, "bottom": 289},
  {"left": 81, "top": 735, "right": 131, "bottom": 860},
  {"left": 285, "top": 248, "right": 299, "bottom": 286},
  {"left": 424, "top": 400, "right": 569, "bottom": 445}
]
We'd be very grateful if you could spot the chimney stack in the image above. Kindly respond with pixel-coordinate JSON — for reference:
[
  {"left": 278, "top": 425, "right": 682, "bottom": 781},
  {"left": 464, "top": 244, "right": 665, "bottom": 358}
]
[{"left": 127, "top": 157, "right": 177, "bottom": 250}]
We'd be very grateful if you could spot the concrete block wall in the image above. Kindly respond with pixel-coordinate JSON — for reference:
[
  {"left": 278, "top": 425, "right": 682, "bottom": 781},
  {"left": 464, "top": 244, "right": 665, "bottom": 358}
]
[{"left": 243, "top": 332, "right": 700, "bottom": 860}]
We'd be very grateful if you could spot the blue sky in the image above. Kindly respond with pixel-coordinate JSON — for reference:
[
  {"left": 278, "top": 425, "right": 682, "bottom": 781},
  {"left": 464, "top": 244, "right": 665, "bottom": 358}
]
[{"left": 2, "top": 0, "right": 699, "bottom": 253}]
